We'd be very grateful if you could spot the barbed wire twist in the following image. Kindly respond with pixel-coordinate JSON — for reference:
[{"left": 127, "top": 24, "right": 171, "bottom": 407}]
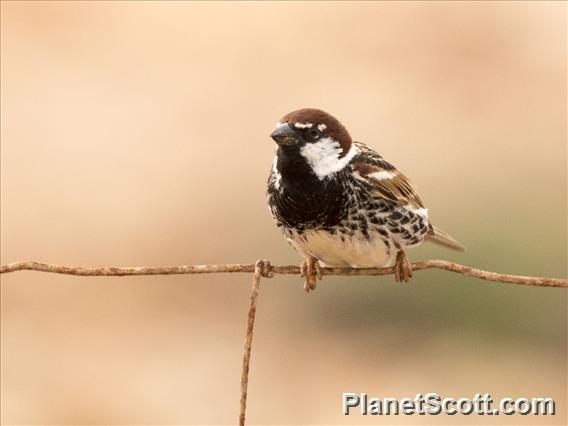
[{"left": 1, "top": 259, "right": 566, "bottom": 425}]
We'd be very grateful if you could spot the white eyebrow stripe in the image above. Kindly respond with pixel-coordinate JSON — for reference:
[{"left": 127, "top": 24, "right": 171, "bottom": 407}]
[
  {"left": 369, "top": 170, "right": 396, "bottom": 180},
  {"left": 293, "top": 122, "right": 313, "bottom": 129},
  {"left": 317, "top": 124, "right": 327, "bottom": 131}
]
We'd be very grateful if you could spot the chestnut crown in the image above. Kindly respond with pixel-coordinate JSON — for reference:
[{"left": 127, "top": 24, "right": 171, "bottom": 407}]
[{"left": 270, "top": 108, "right": 352, "bottom": 157}]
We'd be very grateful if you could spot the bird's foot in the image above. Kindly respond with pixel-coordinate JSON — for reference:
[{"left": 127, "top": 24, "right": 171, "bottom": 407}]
[
  {"left": 300, "top": 257, "right": 321, "bottom": 292},
  {"left": 394, "top": 250, "right": 413, "bottom": 283}
]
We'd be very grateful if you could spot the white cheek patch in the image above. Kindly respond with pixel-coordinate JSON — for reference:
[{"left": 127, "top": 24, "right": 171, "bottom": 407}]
[{"left": 300, "top": 137, "right": 358, "bottom": 180}]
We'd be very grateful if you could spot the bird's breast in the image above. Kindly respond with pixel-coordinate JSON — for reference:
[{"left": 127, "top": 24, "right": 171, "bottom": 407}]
[{"left": 268, "top": 172, "right": 350, "bottom": 230}]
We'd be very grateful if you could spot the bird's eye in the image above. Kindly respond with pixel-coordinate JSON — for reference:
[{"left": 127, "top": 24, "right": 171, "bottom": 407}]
[{"left": 306, "top": 128, "right": 320, "bottom": 141}]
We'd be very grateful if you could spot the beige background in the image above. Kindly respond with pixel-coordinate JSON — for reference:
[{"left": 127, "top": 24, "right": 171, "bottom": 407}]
[{"left": 1, "top": 1, "right": 566, "bottom": 424}]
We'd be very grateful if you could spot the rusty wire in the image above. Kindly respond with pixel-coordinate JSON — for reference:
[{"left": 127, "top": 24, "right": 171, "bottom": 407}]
[{"left": 1, "top": 260, "right": 566, "bottom": 287}]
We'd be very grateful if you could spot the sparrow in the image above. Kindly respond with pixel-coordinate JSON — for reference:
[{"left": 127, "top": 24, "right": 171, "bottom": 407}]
[{"left": 266, "top": 108, "right": 464, "bottom": 292}]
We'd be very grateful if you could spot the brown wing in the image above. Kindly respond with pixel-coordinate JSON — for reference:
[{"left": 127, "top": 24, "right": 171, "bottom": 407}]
[
  {"left": 351, "top": 142, "right": 466, "bottom": 251},
  {"left": 352, "top": 142, "right": 424, "bottom": 209}
]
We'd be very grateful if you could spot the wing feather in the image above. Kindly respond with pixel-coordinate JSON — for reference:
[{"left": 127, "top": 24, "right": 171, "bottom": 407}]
[{"left": 352, "top": 142, "right": 424, "bottom": 208}]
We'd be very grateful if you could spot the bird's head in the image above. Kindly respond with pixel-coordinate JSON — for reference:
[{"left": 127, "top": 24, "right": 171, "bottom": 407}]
[{"left": 270, "top": 108, "right": 356, "bottom": 179}]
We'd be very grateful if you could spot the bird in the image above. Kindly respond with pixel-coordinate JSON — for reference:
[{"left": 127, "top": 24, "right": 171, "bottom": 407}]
[{"left": 266, "top": 108, "right": 464, "bottom": 292}]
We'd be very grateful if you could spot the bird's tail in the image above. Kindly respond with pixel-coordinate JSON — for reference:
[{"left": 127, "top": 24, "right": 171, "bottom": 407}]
[{"left": 425, "top": 225, "right": 466, "bottom": 251}]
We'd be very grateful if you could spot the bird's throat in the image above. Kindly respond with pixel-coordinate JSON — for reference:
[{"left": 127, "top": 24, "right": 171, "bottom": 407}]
[
  {"left": 272, "top": 147, "right": 347, "bottom": 228},
  {"left": 275, "top": 145, "right": 317, "bottom": 183}
]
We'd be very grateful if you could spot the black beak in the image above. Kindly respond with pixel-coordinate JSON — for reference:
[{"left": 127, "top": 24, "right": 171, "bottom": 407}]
[{"left": 270, "top": 123, "right": 297, "bottom": 146}]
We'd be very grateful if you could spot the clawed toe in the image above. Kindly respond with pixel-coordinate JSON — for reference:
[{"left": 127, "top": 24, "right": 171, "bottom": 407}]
[
  {"left": 395, "top": 251, "right": 413, "bottom": 283},
  {"left": 313, "top": 261, "right": 322, "bottom": 281},
  {"left": 300, "top": 257, "right": 320, "bottom": 292},
  {"left": 300, "top": 260, "right": 308, "bottom": 278},
  {"left": 303, "top": 280, "right": 315, "bottom": 292}
]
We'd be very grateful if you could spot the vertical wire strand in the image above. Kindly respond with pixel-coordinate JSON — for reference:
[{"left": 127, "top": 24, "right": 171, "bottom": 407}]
[{"left": 238, "top": 260, "right": 264, "bottom": 426}]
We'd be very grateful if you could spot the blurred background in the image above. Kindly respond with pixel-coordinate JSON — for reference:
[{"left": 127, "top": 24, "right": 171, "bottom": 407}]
[{"left": 1, "top": 1, "right": 566, "bottom": 424}]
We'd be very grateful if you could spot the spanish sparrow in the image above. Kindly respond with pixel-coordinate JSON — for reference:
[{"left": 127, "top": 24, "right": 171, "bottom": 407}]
[{"left": 267, "top": 108, "right": 464, "bottom": 292}]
